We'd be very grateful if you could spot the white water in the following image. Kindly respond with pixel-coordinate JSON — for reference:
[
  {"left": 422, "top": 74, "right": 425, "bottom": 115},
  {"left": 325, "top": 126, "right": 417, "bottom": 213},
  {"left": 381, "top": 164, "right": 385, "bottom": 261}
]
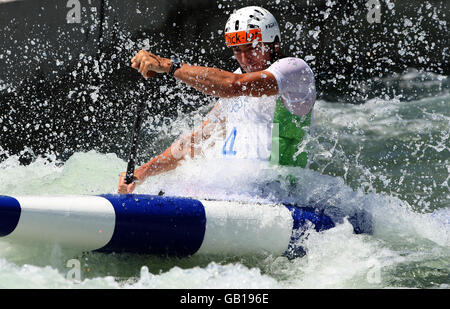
[
  {"left": 1, "top": 0, "right": 448, "bottom": 289},
  {"left": 0, "top": 122, "right": 448, "bottom": 288}
]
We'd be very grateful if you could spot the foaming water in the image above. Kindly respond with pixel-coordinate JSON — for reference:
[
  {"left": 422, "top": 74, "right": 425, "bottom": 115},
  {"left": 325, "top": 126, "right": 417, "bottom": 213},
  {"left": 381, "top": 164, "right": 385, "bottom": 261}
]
[
  {"left": 0, "top": 81, "right": 449, "bottom": 288},
  {"left": 0, "top": 148, "right": 448, "bottom": 288},
  {"left": 310, "top": 92, "right": 449, "bottom": 212},
  {"left": 0, "top": 151, "right": 122, "bottom": 195}
]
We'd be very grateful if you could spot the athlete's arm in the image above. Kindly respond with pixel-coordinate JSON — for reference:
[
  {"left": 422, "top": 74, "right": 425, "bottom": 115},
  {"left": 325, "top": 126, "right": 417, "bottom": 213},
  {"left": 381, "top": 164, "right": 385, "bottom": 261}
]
[
  {"left": 117, "top": 104, "right": 223, "bottom": 194},
  {"left": 173, "top": 65, "right": 279, "bottom": 98},
  {"left": 130, "top": 50, "right": 279, "bottom": 98}
]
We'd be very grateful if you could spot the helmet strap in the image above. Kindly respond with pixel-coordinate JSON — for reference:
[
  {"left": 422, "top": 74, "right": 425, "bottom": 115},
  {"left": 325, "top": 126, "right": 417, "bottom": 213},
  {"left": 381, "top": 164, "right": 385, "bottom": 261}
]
[{"left": 269, "top": 42, "right": 282, "bottom": 64}]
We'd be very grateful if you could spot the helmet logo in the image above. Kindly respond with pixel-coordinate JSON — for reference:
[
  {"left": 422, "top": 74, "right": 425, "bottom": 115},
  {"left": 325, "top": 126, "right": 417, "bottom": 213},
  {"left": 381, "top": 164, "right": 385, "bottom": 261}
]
[{"left": 225, "top": 28, "right": 262, "bottom": 47}]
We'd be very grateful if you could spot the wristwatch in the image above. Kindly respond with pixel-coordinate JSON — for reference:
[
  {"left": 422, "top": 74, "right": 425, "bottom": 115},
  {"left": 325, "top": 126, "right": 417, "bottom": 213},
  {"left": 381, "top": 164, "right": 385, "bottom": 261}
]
[{"left": 168, "top": 56, "right": 182, "bottom": 77}]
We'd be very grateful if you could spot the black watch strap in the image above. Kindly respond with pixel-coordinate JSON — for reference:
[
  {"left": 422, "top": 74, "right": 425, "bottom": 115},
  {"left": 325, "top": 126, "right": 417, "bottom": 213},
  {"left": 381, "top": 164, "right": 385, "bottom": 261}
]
[{"left": 168, "top": 57, "right": 182, "bottom": 77}]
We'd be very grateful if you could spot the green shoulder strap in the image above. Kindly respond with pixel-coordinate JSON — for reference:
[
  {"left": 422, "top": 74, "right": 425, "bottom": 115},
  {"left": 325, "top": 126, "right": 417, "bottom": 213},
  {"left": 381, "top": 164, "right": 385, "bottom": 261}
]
[{"left": 269, "top": 98, "right": 312, "bottom": 168}]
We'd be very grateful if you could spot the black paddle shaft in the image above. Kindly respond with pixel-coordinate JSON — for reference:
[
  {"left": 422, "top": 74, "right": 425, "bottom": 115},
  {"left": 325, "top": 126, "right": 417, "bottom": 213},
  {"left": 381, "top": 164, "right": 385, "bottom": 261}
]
[{"left": 125, "top": 100, "right": 146, "bottom": 184}]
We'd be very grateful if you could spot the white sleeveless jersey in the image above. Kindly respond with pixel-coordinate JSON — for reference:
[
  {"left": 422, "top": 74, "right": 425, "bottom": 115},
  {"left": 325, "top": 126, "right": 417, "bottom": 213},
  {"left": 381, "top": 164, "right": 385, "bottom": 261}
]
[{"left": 218, "top": 95, "right": 277, "bottom": 160}]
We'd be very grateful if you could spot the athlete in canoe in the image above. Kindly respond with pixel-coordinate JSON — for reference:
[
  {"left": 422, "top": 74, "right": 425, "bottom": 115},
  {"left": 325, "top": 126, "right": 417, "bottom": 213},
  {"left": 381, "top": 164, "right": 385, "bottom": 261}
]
[{"left": 118, "top": 6, "right": 316, "bottom": 194}]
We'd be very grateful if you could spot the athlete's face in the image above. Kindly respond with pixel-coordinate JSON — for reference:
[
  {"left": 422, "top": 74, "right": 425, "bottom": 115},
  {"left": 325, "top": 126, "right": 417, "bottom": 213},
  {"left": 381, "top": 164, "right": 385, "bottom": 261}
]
[{"left": 232, "top": 43, "right": 272, "bottom": 73}]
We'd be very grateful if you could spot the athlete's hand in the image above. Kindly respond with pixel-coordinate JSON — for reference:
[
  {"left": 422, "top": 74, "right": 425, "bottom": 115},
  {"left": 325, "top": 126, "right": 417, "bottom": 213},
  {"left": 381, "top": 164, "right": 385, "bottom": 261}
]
[
  {"left": 117, "top": 172, "right": 138, "bottom": 194},
  {"left": 131, "top": 50, "right": 171, "bottom": 78}
]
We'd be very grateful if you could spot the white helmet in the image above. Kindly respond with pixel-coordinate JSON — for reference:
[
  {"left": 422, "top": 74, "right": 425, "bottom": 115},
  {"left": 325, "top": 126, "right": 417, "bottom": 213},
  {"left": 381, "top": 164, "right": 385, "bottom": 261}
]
[{"left": 224, "top": 6, "right": 281, "bottom": 47}]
